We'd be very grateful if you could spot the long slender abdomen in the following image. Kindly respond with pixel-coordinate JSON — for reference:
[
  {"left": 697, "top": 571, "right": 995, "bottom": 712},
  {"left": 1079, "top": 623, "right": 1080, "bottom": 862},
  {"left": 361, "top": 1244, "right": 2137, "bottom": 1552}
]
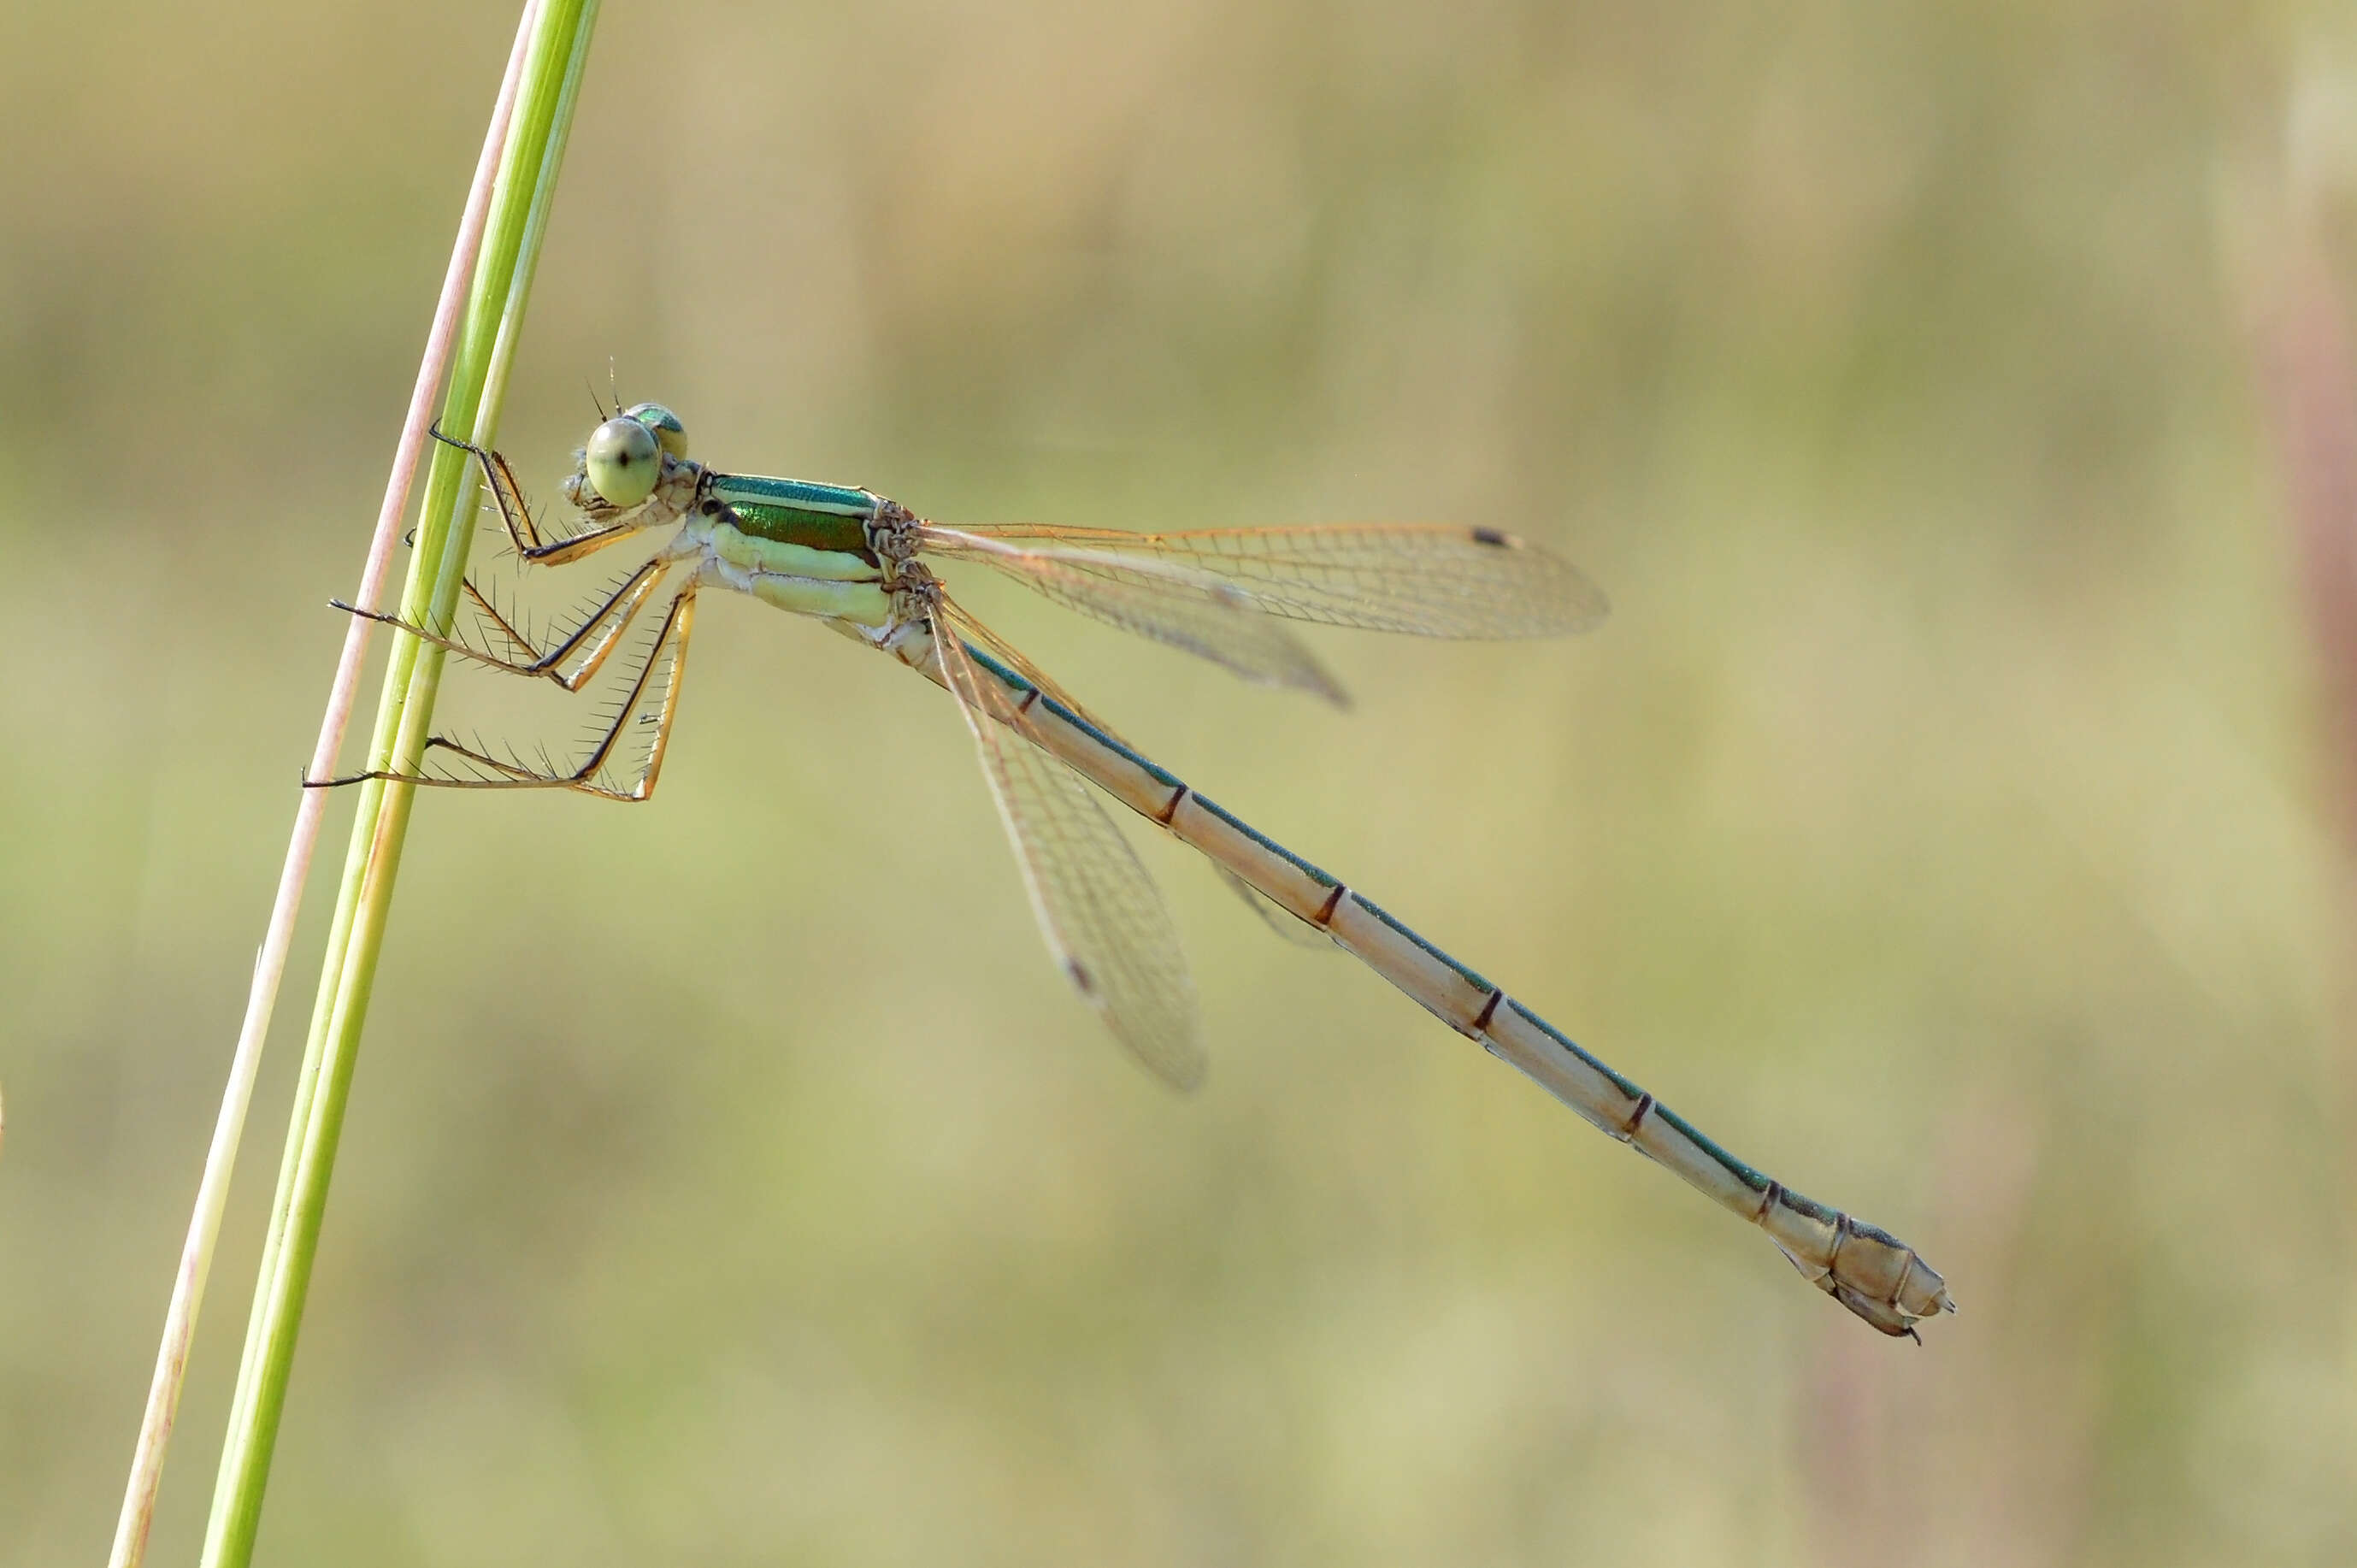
[{"left": 905, "top": 631, "right": 1953, "bottom": 1337}]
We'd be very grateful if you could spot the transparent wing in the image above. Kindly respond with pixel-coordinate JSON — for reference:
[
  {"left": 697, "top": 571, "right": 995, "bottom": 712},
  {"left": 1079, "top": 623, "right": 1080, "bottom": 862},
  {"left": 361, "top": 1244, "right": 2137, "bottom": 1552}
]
[
  {"left": 922, "top": 528, "right": 1347, "bottom": 704},
  {"left": 932, "top": 595, "right": 1207, "bottom": 1090},
  {"left": 924, "top": 522, "right": 1609, "bottom": 641}
]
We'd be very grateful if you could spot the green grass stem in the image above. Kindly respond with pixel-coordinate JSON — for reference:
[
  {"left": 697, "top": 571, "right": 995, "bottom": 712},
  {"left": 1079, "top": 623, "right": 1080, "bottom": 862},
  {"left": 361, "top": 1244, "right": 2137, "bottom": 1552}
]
[{"left": 192, "top": 6, "right": 601, "bottom": 1565}]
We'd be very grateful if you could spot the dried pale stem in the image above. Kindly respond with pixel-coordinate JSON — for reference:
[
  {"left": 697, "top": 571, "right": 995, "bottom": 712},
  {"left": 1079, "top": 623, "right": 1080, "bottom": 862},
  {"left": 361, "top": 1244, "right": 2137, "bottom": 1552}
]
[{"left": 102, "top": 13, "right": 543, "bottom": 1568}]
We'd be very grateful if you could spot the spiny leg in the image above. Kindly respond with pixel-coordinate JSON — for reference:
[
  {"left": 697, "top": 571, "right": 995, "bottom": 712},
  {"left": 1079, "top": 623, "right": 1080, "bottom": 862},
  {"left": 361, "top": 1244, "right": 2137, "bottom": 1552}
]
[
  {"left": 332, "top": 554, "right": 675, "bottom": 691},
  {"left": 309, "top": 587, "right": 698, "bottom": 801}
]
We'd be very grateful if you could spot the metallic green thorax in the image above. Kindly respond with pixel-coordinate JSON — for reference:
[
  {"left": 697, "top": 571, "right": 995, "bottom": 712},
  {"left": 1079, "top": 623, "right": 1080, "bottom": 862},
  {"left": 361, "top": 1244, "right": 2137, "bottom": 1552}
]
[
  {"left": 698, "top": 470, "right": 894, "bottom": 627},
  {"left": 710, "top": 472, "right": 879, "bottom": 558}
]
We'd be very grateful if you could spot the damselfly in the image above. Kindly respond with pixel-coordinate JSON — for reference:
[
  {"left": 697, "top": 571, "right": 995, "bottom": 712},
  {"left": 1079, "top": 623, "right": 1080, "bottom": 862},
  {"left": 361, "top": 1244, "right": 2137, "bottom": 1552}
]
[{"left": 321, "top": 403, "right": 1953, "bottom": 1338}]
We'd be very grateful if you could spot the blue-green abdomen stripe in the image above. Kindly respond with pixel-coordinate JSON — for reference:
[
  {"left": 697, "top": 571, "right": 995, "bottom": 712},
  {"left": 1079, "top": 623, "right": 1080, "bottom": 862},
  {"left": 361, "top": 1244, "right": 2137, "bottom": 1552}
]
[
  {"left": 710, "top": 472, "right": 879, "bottom": 517},
  {"left": 1502, "top": 993, "right": 1775, "bottom": 1194}
]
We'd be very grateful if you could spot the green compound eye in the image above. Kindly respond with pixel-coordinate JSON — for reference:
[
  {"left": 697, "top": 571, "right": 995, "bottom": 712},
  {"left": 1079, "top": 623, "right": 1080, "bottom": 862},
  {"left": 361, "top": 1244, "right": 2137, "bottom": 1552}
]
[
  {"left": 584, "top": 416, "right": 662, "bottom": 507},
  {"left": 622, "top": 401, "right": 689, "bottom": 460}
]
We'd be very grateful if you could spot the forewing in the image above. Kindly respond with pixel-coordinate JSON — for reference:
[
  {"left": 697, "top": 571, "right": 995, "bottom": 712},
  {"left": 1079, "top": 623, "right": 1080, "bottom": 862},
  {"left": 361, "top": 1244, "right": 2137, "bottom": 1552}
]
[
  {"left": 933, "top": 599, "right": 1207, "bottom": 1090},
  {"left": 924, "top": 528, "right": 1347, "bottom": 704},
  {"left": 932, "top": 522, "right": 1608, "bottom": 640}
]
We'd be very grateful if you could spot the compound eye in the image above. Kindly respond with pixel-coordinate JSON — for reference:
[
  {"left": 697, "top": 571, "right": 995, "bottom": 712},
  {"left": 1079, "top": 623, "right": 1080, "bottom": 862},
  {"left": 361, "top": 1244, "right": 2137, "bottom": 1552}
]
[
  {"left": 622, "top": 401, "right": 689, "bottom": 460},
  {"left": 583, "top": 416, "right": 661, "bottom": 507}
]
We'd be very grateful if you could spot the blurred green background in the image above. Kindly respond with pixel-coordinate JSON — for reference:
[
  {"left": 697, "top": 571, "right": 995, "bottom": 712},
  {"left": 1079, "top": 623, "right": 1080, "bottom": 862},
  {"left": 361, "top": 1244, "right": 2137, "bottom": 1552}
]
[{"left": 7, "top": 1, "right": 2357, "bottom": 1562}]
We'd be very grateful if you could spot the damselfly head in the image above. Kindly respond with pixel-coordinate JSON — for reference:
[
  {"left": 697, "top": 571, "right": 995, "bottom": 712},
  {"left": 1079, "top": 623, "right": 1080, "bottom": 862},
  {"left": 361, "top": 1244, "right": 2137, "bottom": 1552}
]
[{"left": 572, "top": 404, "right": 689, "bottom": 510}]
